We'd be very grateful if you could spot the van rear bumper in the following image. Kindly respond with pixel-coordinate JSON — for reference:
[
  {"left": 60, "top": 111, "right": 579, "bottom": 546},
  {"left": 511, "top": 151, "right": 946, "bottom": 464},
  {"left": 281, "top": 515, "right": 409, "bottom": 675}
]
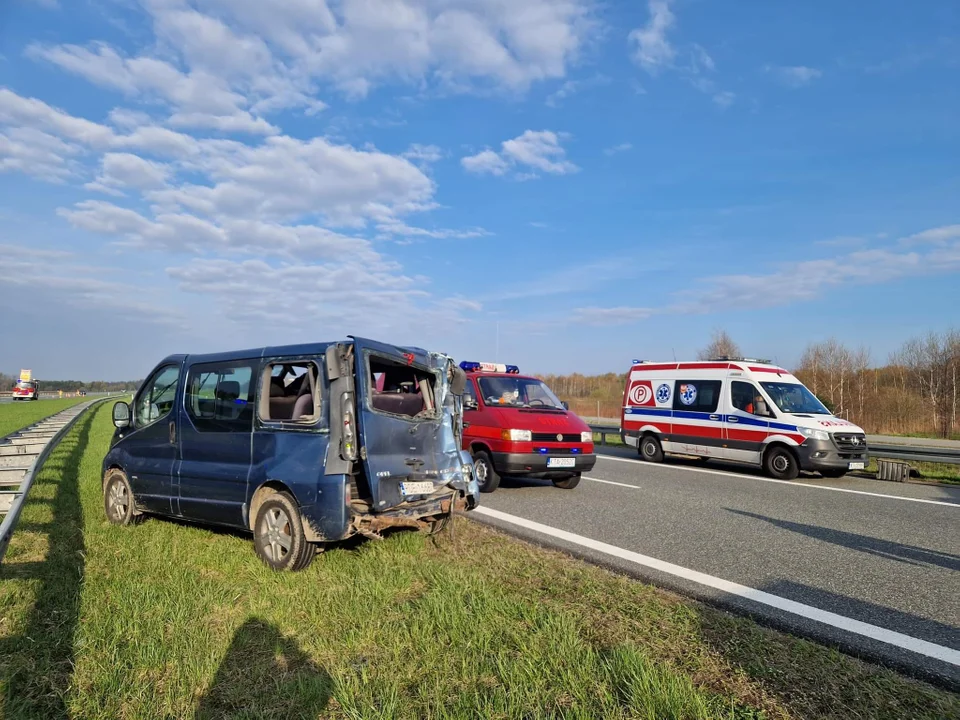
[
  {"left": 796, "top": 439, "right": 869, "bottom": 471},
  {"left": 492, "top": 452, "right": 597, "bottom": 477},
  {"left": 343, "top": 489, "right": 475, "bottom": 539}
]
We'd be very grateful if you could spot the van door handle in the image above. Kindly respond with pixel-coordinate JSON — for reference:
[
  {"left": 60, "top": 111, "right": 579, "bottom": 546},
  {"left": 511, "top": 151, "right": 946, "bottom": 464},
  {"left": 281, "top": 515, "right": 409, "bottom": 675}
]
[
  {"left": 727, "top": 417, "right": 739, "bottom": 423},
  {"left": 709, "top": 414, "right": 720, "bottom": 421},
  {"left": 169, "top": 421, "right": 177, "bottom": 444}
]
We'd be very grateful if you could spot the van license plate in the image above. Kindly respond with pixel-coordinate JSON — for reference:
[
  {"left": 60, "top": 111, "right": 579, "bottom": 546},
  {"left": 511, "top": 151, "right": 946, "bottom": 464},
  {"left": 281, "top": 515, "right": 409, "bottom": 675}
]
[
  {"left": 547, "top": 458, "right": 576, "bottom": 468},
  {"left": 400, "top": 481, "right": 434, "bottom": 496},
  {"left": 848, "top": 462, "right": 865, "bottom": 470}
]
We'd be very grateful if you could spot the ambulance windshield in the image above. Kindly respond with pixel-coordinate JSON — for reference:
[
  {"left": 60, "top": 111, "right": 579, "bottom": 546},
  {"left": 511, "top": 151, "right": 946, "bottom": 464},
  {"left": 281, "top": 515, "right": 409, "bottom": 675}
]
[
  {"left": 477, "top": 377, "right": 565, "bottom": 410},
  {"left": 760, "top": 382, "right": 830, "bottom": 415}
]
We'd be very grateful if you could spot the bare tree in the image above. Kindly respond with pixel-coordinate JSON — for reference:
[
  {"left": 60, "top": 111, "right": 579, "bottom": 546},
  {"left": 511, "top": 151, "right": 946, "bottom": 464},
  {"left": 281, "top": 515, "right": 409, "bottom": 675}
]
[
  {"left": 697, "top": 330, "right": 742, "bottom": 360},
  {"left": 897, "top": 329, "right": 960, "bottom": 438}
]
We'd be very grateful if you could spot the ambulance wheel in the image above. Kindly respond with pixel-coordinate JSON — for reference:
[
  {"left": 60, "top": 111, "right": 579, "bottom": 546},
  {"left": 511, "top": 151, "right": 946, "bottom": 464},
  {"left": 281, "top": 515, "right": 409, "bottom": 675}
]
[
  {"left": 473, "top": 451, "right": 501, "bottom": 493},
  {"left": 552, "top": 474, "right": 580, "bottom": 490},
  {"left": 764, "top": 446, "right": 799, "bottom": 480},
  {"left": 640, "top": 434, "right": 664, "bottom": 463}
]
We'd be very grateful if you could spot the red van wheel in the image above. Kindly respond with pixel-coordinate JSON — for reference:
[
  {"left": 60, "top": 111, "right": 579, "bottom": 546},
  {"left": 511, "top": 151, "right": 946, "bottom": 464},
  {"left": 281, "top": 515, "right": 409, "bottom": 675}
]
[{"left": 472, "top": 451, "right": 501, "bottom": 493}]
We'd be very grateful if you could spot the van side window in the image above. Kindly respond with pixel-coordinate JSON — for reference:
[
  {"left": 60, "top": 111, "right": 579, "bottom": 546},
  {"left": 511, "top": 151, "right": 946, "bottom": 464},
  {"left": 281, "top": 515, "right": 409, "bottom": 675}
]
[
  {"left": 185, "top": 362, "right": 255, "bottom": 432},
  {"left": 462, "top": 378, "right": 478, "bottom": 409},
  {"left": 731, "top": 381, "right": 773, "bottom": 418},
  {"left": 368, "top": 355, "right": 437, "bottom": 419},
  {"left": 672, "top": 380, "right": 722, "bottom": 413},
  {"left": 259, "top": 361, "right": 321, "bottom": 423},
  {"left": 135, "top": 365, "right": 181, "bottom": 428}
]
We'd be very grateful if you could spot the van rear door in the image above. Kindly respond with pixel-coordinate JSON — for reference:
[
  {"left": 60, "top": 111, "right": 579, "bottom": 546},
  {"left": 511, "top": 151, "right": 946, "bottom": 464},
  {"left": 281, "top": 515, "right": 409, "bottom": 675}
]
[{"left": 350, "top": 337, "right": 445, "bottom": 511}]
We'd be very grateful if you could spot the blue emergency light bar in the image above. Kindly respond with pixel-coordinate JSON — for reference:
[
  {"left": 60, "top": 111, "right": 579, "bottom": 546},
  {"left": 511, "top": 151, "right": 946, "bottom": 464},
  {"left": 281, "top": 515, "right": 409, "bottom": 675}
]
[{"left": 459, "top": 361, "right": 520, "bottom": 374}]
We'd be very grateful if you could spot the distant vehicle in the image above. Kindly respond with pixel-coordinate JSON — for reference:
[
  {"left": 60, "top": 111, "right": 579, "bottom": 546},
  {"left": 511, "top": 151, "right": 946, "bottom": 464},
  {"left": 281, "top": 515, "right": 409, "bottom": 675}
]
[
  {"left": 620, "top": 357, "right": 869, "bottom": 479},
  {"left": 102, "top": 337, "right": 479, "bottom": 571},
  {"left": 78, "top": 390, "right": 87, "bottom": 396},
  {"left": 459, "top": 361, "right": 596, "bottom": 492},
  {"left": 12, "top": 379, "right": 39, "bottom": 401}
]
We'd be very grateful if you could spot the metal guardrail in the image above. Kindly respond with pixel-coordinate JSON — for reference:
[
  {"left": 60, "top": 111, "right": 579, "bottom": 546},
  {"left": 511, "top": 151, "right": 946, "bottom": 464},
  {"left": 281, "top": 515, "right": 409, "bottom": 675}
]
[
  {"left": 587, "top": 422, "right": 960, "bottom": 466},
  {"left": 0, "top": 396, "right": 114, "bottom": 564}
]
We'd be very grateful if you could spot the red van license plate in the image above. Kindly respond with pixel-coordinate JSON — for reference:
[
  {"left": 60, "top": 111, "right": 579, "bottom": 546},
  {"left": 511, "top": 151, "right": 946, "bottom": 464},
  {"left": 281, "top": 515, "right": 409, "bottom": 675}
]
[{"left": 547, "top": 458, "right": 576, "bottom": 468}]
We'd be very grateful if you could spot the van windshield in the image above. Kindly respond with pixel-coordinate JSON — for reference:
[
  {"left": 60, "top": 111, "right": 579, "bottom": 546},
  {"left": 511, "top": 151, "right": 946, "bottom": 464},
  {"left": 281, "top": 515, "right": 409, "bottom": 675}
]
[
  {"left": 760, "top": 382, "right": 830, "bottom": 415},
  {"left": 477, "top": 377, "right": 564, "bottom": 410}
]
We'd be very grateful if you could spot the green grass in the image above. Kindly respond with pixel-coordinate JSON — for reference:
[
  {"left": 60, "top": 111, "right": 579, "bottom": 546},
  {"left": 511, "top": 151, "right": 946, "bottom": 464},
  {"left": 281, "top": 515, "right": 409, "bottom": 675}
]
[
  {"left": 895, "top": 432, "right": 960, "bottom": 442},
  {"left": 1, "top": 405, "right": 957, "bottom": 719},
  {"left": 0, "top": 397, "right": 91, "bottom": 439}
]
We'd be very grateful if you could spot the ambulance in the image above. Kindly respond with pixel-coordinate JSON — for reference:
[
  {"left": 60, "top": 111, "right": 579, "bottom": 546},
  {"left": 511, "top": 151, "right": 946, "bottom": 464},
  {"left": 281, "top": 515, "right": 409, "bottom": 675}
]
[
  {"left": 460, "top": 361, "right": 596, "bottom": 492},
  {"left": 12, "top": 369, "right": 39, "bottom": 401},
  {"left": 619, "top": 357, "right": 868, "bottom": 479}
]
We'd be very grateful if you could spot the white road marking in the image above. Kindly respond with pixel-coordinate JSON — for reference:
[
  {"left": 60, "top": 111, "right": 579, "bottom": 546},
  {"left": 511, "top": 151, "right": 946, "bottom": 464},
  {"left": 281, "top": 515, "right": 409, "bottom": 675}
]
[
  {"left": 597, "top": 454, "right": 959, "bottom": 507},
  {"left": 474, "top": 506, "right": 960, "bottom": 667},
  {"left": 583, "top": 475, "right": 641, "bottom": 490}
]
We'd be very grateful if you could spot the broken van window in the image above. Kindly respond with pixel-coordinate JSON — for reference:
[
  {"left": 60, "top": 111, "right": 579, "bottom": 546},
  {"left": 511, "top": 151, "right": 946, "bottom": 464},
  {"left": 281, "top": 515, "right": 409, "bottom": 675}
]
[
  {"left": 368, "top": 355, "right": 437, "bottom": 419},
  {"left": 260, "top": 361, "right": 321, "bottom": 422}
]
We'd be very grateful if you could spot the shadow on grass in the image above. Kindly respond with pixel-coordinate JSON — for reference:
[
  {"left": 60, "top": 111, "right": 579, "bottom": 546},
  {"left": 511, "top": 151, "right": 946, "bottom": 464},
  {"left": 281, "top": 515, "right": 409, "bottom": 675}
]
[
  {"left": 194, "top": 617, "right": 332, "bottom": 720},
  {"left": 0, "top": 410, "right": 94, "bottom": 719}
]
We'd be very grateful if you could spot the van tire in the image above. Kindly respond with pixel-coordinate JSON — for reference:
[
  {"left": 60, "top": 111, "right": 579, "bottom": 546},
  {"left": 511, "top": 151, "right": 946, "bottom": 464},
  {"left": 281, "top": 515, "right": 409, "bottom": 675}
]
[
  {"left": 552, "top": 474, "right": 580, "bottom": 490},
  {"left": 473, "top": 450, "right": 501, "bottom": 493},
  {"left": 103, "top": 469, "right": 142, "bottom": 526},
  {"left": 640, "top": 434, "right": 664, "bottom": 463},
  {"left": 764, "top": 446, "right": 800, "bottom": 480},
  {"left": 253, "top": 492, "right": 316, "bottom": 572}
]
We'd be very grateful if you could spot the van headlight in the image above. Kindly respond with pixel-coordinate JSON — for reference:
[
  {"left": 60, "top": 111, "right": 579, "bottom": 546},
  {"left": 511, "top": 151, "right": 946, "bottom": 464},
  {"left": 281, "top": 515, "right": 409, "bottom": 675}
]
[
  {"left": 581, "top": 431, "right": 593, "bottom": 443},
  {"left": 798, "top": 427, "right": 830, "bottom": 442},
  {"left": 501, "top": 429, "right": 532, "bottom": 442}
]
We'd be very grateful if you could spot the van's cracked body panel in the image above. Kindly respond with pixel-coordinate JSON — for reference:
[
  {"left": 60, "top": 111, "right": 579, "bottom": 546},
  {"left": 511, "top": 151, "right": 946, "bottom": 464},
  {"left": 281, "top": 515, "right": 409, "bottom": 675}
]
[{"left": 102, "top": 337, "right": 478, "bottom": 552}]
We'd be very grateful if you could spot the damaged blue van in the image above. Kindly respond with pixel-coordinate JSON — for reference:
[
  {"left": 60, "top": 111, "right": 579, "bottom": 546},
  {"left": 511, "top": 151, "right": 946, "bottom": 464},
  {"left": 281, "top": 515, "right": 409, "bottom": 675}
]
[{"left": 103, "top": 337, "right": 479, "bottom": 571}]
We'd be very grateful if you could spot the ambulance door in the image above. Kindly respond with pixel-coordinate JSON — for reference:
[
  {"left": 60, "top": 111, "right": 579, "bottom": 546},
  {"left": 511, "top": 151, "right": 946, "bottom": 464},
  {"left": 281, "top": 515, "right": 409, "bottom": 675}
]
[{"left": 724, "top": 377, "right": 769, "bottom": 466}]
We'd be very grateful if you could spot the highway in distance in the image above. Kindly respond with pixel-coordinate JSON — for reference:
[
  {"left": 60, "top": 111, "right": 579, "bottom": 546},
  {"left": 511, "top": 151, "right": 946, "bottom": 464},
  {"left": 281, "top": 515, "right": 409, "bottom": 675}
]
[{"left": 473, "top": 447, "right": 960, "bottom": 686}]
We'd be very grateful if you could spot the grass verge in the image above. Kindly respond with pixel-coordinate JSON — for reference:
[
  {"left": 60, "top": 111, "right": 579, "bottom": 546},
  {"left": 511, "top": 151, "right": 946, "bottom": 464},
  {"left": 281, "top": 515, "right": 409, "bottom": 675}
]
[
  {"left": 0, "top": 397, "right": 90, "bottom": 439},
  {"left": 1, "top": 404, "right": 957, "bottom": 719}
]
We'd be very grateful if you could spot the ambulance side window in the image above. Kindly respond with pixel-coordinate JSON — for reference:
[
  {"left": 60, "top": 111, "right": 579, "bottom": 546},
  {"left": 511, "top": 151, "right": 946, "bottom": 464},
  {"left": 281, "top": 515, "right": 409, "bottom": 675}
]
[
  {"left": 672, "top": 380, "right": 722, "bottom": 413},
  {"left": 732, "top": 381, "right": 773, "bottom": 418}
]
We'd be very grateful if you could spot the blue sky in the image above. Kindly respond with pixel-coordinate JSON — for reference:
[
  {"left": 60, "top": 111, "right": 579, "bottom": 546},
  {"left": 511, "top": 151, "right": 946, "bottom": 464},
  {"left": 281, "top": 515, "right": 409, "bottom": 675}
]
[{"left": 1, "top": 0, "right": 958, "bottom": 381}]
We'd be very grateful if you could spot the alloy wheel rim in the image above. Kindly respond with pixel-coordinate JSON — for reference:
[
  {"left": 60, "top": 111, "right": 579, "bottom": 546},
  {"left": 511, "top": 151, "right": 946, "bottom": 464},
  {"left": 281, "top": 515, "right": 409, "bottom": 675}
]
[{"left": 260, "top": 507, "right": 292, "bottom": 562}]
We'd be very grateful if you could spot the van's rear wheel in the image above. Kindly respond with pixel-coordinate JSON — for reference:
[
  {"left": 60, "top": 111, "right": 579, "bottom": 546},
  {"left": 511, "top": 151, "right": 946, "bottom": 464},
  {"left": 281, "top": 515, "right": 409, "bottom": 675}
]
[
  {"left": 253, "top": 492, "right": 315, "bottom": 572},
  {"left": 473, "top": 450, "right": 501, "bottom": 493},
  {"left": 552, "top": 473, "right": 580, "bottom": 489},
  {"left": 764, "top": 446, "right": 800, "bottom": 480},
  {"left": 640, "top": 435, "right": 664, "bottom": 463}
]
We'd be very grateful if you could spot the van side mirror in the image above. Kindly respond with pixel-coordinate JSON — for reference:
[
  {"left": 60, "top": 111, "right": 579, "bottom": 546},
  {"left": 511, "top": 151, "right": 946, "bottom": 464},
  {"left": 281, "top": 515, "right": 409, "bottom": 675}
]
[
  {"left": 450, "top": 366, "right": 466, "bottom": 396},
  {"left": 562, "top": 401, "right": 569, "bottom": 411},
  {"left": 112, "top": 401, "right": 131, "bottom": 429},
  {"left": 463, "top": 397, "right": 478, "bottom": 411}
]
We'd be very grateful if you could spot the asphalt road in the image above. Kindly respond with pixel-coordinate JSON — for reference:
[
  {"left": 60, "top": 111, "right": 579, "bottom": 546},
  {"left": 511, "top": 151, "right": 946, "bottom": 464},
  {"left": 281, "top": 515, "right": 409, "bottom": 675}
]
[{"left": 473, "top": 447, "right": 960, "bottom": 686}]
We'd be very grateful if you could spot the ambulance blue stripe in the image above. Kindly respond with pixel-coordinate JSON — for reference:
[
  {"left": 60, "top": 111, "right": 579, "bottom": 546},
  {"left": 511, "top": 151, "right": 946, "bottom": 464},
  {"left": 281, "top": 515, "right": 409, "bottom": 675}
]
[{"left": 625, "top": 408, "right": 799, "bottom": 434}]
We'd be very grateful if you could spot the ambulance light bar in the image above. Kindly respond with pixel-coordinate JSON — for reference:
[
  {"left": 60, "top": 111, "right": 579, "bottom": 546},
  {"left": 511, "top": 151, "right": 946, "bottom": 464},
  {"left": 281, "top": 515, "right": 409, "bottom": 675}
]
[
  {"left": 709, "top": 355, "right": 772, "bottom": 364},
  {"left": 459, "top": 361, "right": 520, "bottom": 374}
]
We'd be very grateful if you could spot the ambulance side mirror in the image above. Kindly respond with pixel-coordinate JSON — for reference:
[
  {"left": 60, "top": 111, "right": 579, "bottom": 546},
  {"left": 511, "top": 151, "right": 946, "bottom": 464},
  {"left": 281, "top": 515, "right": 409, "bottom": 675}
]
[{"left": 562, "top": 401, "right": 569, "bottom": 410}]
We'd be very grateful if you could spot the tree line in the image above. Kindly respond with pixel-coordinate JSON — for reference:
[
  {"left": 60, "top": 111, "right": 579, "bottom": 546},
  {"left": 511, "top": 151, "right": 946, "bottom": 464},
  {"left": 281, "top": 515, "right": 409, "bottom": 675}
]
[
  {"left": 0, "top": 373, "right": 140, "bottom": 393},
  {"left": 538, "top": 328, "right": 960, "bottom": 439}
]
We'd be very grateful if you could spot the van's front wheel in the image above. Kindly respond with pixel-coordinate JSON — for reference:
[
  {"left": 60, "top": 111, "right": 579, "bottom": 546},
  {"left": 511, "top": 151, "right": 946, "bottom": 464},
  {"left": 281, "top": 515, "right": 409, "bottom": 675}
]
[
  {"left": 473, "top": 451, "right": 501, "bottom": 493},
  {"left": 764, "top": 446, "right": 800, "bottom": 480},
  {"left": 253, "top": 492, "right": 316, "bottom": 571},
  {"left": 552, "top": 473, "right": 580, "bottom": 489}
]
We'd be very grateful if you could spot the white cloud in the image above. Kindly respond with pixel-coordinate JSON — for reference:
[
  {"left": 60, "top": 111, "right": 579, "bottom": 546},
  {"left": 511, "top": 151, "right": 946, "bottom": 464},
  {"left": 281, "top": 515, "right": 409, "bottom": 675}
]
[
  {"left": 85, "top": 152, "right": 171, "bottom": 195},
  {"left": 545, "top": 74, "right": 609, "bottom": 107},
  {"left": 629, "top": 0, "right": 676, "bottom": 74},
  {"left": 0, "top": 127, "right": 83, "bottom": 182},
  {"left": 571, "top": 224, "right": 960, "bottom": 325},
  {"left": 401, "top": 143, "right": 444, "bottom": 166},
  {"left": 463, "top": 129, "right": 577, "bottom": 178},
  {"left": 712, "top": 90, "right": 735, "bottom": 108},
  {"left": 766, "top": 64, "right": 822, "bottom": 87},
  {"left": 603, "top": 142, "right": 632, "bottom": 156},
  {"left": 0, "top": 87, "right": 115, "bottom": 147},
  {"left": 461, "top": 149, "right": 510, "bottom": 176}
]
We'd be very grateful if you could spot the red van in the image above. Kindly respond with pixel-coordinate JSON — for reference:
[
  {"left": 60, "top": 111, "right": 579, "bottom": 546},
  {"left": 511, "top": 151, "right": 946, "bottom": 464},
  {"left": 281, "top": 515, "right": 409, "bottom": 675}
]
[{"left": 459, "top": 361, "right": 596, "bottom": 492}]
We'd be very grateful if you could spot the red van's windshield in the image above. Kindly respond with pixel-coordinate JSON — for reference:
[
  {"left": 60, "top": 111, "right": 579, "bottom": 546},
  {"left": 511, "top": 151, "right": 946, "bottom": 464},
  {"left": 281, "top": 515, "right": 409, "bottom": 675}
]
[{"left": 477, "top": 376, "right": 564, "bottom": 410}]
